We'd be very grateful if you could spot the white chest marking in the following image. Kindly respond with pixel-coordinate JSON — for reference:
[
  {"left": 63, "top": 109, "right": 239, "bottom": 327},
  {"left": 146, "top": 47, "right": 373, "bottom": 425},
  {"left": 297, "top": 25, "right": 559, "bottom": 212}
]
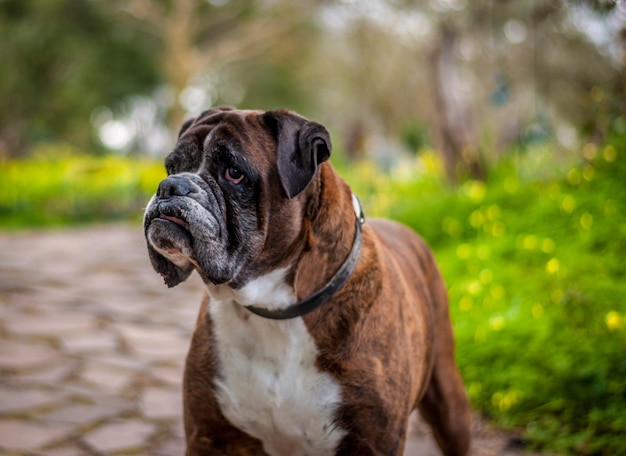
[{"left": 207, "top": 269, "right": 347, "bottom": 456}]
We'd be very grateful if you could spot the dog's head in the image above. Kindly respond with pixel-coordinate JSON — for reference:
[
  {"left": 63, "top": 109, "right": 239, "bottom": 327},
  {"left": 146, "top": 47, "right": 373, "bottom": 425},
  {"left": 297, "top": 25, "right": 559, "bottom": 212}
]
[{"left": 143, "top": 107, "right": 331, "bottom": 288}]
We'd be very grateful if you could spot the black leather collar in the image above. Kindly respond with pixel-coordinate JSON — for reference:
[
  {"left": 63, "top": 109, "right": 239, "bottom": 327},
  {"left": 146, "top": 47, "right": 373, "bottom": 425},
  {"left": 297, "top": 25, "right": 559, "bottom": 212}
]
[{"left": 245, "top": 194, "right": 365, "bottom": 320}]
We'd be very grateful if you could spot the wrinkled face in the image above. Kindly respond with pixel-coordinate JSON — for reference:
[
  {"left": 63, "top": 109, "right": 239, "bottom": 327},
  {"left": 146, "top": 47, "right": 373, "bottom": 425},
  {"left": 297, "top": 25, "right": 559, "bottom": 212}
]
[{"left": 143, "top": 107, "right": 332, "bottom": 288}]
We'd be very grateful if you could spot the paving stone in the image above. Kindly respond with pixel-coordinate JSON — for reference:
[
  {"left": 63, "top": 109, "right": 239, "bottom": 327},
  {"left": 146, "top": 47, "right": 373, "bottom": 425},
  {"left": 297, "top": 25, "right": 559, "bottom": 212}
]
[
  {"left": 0, "top": 304, "right": 32, "bottom": 323},
  {"left": 404, "top": 413, "right": 440, "bottom": 456},
  {"left": 0, "top": 226, "right": 548, "bottom": 456},
  {"left": 57, "top": 383, "right": 106, "bottom": 400},
  {"left": 0, "top": 388, "right": 66, "bottom": 414},
  {"left": 132, "top": 342, "right": 189, "bottom": 359},
  {"left": 0, "top": 295, "right": 40, "bottom": 314},
  {"left": 0, "top": 340, "right": 64, "bottom": 372},
  {"left": 152, "top": 436, "right": 186, "bottom": 456},
  {"left": 0, "top": 419, "right": 74, "bottom": 452},
  {"left": 30, "top": 285, "right": 85, "bottom": 306},
  {"left": 113, "top": 323, "right": 189, "bottom": 359},
  {"left": 89, "top": 353, "right": 149, "bottom": 371},
  {"left": 170, "top": 419, "right": 186, "bottom": 439},
  {"left": 113, "top": 322, "right": 185, "bottom": 342},
  {"left": 83, "top": 419, "right": 155, "bottom": 453},
  {"left": 97, "top": 299, "right": 154, "bottom": 319},
  {"left": 141, "top": 388, "right": 182, "bottom": 420},
  {"left": 59, "top": 387, "right": 134, "bottom": 413},
  {"left": 6, "top": 312, "right": 97, "bottom": 337},
  {"left": 59, "top": 330, "right": 119, "bottom": 353},
  {"left": 13, "top": 361, "right": 77, "bottom": 385},
  {"left": 42, "top": 403, "right": 122, "bottom": 428},
  {"left": 79, "top": 362, "right": 133, "bottom": 393},
  {"left": 42, "top": 444, "right": 90, "bottom": 456},
  {"left": 151, "top": 305, "right": 200, "bottom": 328},
  {"left": 150, "top": 366, "right": 184, "bottom": 387}
]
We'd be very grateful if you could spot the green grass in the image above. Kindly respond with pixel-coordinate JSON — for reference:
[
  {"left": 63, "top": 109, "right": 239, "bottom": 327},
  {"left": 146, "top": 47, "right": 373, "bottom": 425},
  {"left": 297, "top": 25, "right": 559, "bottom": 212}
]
[{"left": 1, "top": 138, "right": 625, "bottom": 454}]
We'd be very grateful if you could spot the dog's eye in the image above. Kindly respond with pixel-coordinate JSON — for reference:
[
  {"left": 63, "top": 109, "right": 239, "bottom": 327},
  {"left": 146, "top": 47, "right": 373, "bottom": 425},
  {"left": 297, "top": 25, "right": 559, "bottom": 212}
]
[{"left": 225, "top": 167, "right": 245, "bottom": 185}]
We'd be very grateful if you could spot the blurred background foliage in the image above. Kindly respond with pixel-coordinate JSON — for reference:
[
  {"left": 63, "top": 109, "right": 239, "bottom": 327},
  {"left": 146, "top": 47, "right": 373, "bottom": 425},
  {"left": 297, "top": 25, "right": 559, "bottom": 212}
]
[
  {"left": 1, "top": 0, "right": 625, "bottom": 454},
  {"left": 1, "top": 0, "right": 624, "bottom": 169}
]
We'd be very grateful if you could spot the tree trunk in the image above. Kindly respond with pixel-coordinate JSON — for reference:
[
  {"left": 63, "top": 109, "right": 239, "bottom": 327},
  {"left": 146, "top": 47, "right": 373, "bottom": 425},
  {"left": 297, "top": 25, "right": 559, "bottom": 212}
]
[
  {"left": 162, "top": 0, "right": 202, "bottom": 131},
  {"left": 429, "top": 24, "right": 485, "bottom": 183}
]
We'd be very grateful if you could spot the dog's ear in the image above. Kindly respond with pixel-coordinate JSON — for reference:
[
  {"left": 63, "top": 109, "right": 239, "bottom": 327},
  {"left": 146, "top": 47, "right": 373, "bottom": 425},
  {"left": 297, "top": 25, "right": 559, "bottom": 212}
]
[{"left": 264, "top": 111, "right": 331, "bottom": 199}]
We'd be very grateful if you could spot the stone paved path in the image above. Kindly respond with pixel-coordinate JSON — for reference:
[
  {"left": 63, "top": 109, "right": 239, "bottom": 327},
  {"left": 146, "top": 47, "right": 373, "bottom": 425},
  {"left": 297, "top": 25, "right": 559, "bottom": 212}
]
[{"left": 0, "top": 224, "right": 541, "bottom": 455}]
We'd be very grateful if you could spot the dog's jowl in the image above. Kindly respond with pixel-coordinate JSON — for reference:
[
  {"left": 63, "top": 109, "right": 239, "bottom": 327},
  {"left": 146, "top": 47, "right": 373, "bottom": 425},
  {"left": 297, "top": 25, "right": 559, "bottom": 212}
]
[{"left": 144, "top": 106, "right": 471, "bottom": 456}]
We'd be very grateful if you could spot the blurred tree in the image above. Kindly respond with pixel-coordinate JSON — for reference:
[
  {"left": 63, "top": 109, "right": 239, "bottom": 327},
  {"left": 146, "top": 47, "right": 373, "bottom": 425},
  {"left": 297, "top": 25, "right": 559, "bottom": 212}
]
[
  {"left": 0, "top": 0, "right": 161, "bottom": 157},
  {"left": 2, "top": 0, "right": 622, "bottom": 173},
  {"left": 121, "top": 0, "right": 321, "bottom": 131},
  {"left": 429, "top": 21, "right": 485, "bottom": 182},
  {"left": 304, "top": 0, "right": 624, "bottom": 181}
]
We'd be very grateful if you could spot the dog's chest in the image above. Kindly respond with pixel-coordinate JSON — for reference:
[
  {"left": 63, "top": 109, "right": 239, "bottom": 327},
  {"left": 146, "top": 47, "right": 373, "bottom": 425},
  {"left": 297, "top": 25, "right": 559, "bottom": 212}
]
[{"left": 208, "top": 277, "right": 346, "bottom": 456}]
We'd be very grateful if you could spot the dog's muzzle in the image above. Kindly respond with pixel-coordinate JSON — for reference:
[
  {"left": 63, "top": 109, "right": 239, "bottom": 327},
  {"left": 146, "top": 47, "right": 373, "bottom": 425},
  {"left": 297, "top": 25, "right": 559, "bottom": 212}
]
[{"left": 144, "top": 173, "right": 230, "bottom": 287}]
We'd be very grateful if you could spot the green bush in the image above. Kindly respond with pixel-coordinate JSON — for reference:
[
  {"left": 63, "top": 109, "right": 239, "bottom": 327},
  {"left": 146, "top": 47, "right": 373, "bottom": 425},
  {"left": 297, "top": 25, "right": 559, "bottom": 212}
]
[
  {"left": 342, "top": 141, "right": 626, "bottom": 455},
  {"left": 0, "top": 144, "right": 165, "bottom": 228}
]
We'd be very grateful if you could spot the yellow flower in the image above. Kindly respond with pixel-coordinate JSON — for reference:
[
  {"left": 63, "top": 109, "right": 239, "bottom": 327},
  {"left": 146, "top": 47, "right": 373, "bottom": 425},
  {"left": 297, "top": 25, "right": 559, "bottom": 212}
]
[
  {"left": 468, "top": 383, "right": 482, "bottom": 398},
  {"left": 490, "top": 221, "right": 505, "bottom": 237},
  {"left": 582, "top": 143, "right": 598, "bottom": 160},
  {"left": 580, "top": 213, "right": 593, "bottom": 230},
  {"left": 561, "top": 195, "right": 576, "bottom": 213},
  {"left": 459, "top": 296, "right": 473, "bottom": 312},
  {"left": 467, "top": 181, "right": 486, "bottom": 203},
  {"left": 456, "top": 244, "right": 471, "bottom": 259},
  {"left": 479, "top": 269, "right": 493, "bottom": 284},
  {"left": 504, "top": 176, "right": 518, "bottom": 194},
  {"left": 606, "top": 311, "right": 623, "bottom": 331},
  {"left": 491, "top": 391, "right": 520, "bottom": 411},
  {"left": 522, "top": 235, "right": 538, "bottom": 250},
  {"left": 541, "top": 238, "right": 555, "bottom": 254},
  {"left": 532, "top": 304, "right": 544, "bottom": 319},
  {"left": 489, "top": 315, "right": 505, "bottom": 331},
  {"left": 546, "top": 258, "right": 560, "bottom": 275},
  {"left": 467, "top": 281, "right": 482, "bottom": 296},
  {"left": 551, "top": 289, "right": 564, "bottom": 304},
  {"left": 442, "top": 217, "right": 463, "bottom": 237},
  {"left": 490, "top": 285, "right": 505, "bottom": 301},
  {"left": 567, "top": 168, "right": 581, "bottom": 186},
  {"left": 603, "top": 145, "right": 617, "bottom": 162},
  {"left": 469, "top": 210, "right": 485, "bottom": 228},
  {"left": 582, "top": 164, "right": 595, "bottom": 182},
  {"left": 487, "top": 205, "right": 501, "bottom": 220}
]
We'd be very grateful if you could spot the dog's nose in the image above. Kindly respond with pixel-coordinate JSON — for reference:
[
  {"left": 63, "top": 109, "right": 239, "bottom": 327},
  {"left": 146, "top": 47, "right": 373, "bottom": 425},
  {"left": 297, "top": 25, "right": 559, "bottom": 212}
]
[{"left": 157, "top": 176, "right": 194, "bottom": 199}]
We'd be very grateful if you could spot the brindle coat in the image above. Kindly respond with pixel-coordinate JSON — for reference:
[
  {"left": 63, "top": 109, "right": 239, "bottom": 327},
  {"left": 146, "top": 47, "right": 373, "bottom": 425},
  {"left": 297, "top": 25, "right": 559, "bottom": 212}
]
[{"left": 145, "top": 107, "right": 471, "bottom": 455}]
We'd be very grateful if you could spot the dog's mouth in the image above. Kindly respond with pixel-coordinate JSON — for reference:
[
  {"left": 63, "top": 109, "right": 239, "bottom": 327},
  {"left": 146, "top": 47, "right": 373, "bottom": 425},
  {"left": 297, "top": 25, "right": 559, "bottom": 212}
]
[
  {"left": 155, "top": 213, "right": 190, "bottom": 232},
  {"left": 145, "top": 203, "right": 195, "bottom": 255},
  {"left": 145, "top": 199, "right": 193, "bottom": 236}
]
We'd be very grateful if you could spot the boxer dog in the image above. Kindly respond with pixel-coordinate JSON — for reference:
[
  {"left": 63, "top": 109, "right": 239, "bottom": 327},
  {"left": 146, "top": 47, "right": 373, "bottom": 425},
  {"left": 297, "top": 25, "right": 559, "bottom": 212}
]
[{"left": 144, "top": 106, "right": 471, "bottom": 455}]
